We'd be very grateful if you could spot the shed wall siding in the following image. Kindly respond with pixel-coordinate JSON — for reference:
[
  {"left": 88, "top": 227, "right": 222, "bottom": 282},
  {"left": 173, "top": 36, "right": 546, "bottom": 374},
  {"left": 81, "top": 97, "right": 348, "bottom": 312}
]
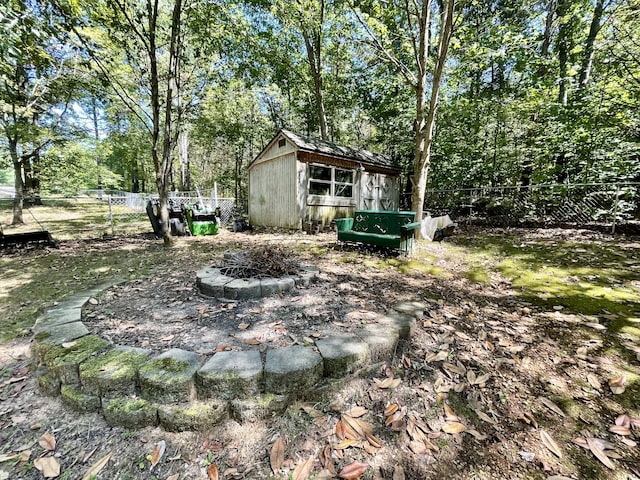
[
  {"left": 252, "top": 136, "right": 297, "bottom": 167},
  {"left": 248, "top": 153, "right": 300, "bottom": 228}
]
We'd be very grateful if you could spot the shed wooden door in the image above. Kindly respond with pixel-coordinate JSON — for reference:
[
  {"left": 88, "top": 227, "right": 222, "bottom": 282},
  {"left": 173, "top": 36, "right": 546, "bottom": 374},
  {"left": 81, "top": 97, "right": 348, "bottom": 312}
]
[{"left": 361, "top": 173, "right": 398, "bottom": 211}]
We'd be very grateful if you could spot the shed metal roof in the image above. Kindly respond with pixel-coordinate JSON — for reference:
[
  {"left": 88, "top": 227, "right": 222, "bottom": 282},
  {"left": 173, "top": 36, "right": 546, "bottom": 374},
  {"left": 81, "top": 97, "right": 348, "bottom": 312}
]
[{"left": 280, "top": 129, "right": 397, "bottom": 170}]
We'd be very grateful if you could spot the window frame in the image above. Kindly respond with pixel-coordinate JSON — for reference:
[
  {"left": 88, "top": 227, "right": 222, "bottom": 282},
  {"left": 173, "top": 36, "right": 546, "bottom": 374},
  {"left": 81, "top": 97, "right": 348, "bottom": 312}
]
[{"left": 307, "top": 163, "right": 355, "bottom": 205}]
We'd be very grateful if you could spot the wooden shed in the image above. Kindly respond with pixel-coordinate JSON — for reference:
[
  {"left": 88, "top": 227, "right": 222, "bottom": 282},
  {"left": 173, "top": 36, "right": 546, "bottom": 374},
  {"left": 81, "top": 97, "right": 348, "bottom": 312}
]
[{"left": 248, "top": 129, "right": 401, "bottom": 229}]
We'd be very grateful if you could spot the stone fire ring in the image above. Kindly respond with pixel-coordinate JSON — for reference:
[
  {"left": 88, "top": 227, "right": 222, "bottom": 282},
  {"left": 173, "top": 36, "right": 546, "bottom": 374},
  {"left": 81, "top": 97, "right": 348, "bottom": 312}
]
[
  {"left": 196, "top": 264, "right": 319, "bottom": 300},
  {"left": 31, "top": 279, "right": 425, "bottom": 433}
]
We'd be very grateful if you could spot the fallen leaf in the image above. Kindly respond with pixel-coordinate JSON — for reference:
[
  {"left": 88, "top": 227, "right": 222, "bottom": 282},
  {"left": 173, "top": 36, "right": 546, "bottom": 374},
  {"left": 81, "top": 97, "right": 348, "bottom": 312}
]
[
  {"left": 615, "top": 414, "right": 630, "bottom": 428},
  {"left": 540, "top": 430, "right": 562, "bottom": 458},
  {"left": 19, "top": 450, "right": 31, "bottom": 462},
  {"left": 244, "top": 338, "right": 261, "bottom": 345},
  {"left": 434, "top": 350, "right": 449, "bottom": 362},
  {"left": 166, "top": 475, "right": 180, "bottom": 480},
  {"left": 384, "top": 403, "right": 399, "bottom": 417},
  {"left": 337, "top": 438, "right": 358, "bottom": 449},
  {"left": 620, "top": 438, "right": 637, "bottom": 447},
  {"left": 474, "top": 410, "right": 496, "bottom": 425},
  {"left": 335, "top": 420, "right": 346, "bottom": 439},
  {"left": 149, "top": 440, "right": 165, "bottom": 470},
  {"left": 466, "top": 370, "right": 476, "bottom": 385},
  {"left": 365, "top": 433, "right": 382, "bottom": 448},
  {"left": 375, "top": 378, "right": 401, "bottom": 389},
  {"left": 292, "top": 455, "right": 314, "bottom": 480},
  {"left": 238, "top": 322, "right": 250, "bottom": 330},
  {"left": 586, "top": 437, "right": 615, "bottom": 469},
  {"left": 474, "top": 373, "right": 491, "bottom": 385},
  {"left": 319, "top": 444, "right": 335, "bottom": 474},
  {"left": 346, "top": 406, "right": 367, "bottom": 418},
  {"left": 207, "top": 463, "right": 219, "bottom": 480},
  {"left": 341, "top": 415, "right": 375, "bottom": 439},
  {"left": 609, "top": 425, "right": 631, "bottom": 436},
  {"left": 61, "top": 341, "right": 77, "bottom": 349},
  {"left": 39, "top": 433, "right": 56, "bottom": 451},
  {"left": 442, "top": 422, "right": 466, "bottom": 434},
  {"left": 466, "top": 429, "right": 488, "bottom": 440},
  {"left": 444, "top": 403, "right": 457, "bottom": 421},
  {"left": 443, "top": 362, "right": 465, "bottom": 375},
  {"left": 82, "top": 453, "right": 111, "bottom": 480},
  {"left": 270, "top": 437, "right": 285, "bottom": 473},
  {"left": 34, "top": 457, "right": 60, "bottom": 478},
  {"left": 539, "top": 397, "right": 565, "bottom": 417},
  {"left": 609, "top": 375, "right": 626, "bottom": 395},
  {"left": 338, "top": 461, "right": 368, "bottom": 479}
]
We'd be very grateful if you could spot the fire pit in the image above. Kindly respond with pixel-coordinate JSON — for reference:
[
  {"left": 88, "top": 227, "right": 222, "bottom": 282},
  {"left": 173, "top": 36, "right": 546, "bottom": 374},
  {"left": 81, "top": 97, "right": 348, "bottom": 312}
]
[{"left": 197, "top": 247, "right": 318, "bottom": 300}]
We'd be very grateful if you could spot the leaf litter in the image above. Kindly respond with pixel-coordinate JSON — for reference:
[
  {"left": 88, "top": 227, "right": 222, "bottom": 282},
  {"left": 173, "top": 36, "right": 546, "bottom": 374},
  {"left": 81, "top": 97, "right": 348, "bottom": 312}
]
[{"left": 0, "top": 228, "right": 639, "bottom": 479}]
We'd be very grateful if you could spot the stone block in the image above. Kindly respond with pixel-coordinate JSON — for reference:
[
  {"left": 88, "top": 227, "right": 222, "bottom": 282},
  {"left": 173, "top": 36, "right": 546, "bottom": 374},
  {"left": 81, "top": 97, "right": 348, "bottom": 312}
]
[
  {"left": 139, "top": 349, "right": 201, "bottom": 403},
  {"left": 33, "top": 308, "right": 82, "bottom": 334},
  {"left": 80, "top": 345, "right": 151, "bottom": 397},
  {"left": 36, "top": 367, "right": 61, "bottom": 396},
  {"left": 34, "top": 321, "right": 90, "bottom": 346},
  {"left": 224, "top": 279, "right": 262, "bottom": 300},
  {"left": 259, "top": 278, "right": 280, "bottom": 297},
  {"left": 158, "top": 400, "right": 227, "bottom": 432},
  {"left": 230, "top": 394, "right": 289, "bottom": 422},
  {"left": 264, "top": 345, "right": 323, "bottom": 395},
  {"left": 356, "top": 325, "right": 400, "bottom": 363},
  {"left": 316, "top": 335, "right": 369, "bottom": 377},
  {"left": 198, "top": 274, "right": 234, "bottom": 298},
  {"left": 103, "top": 397, "right": 158, "bottom": 428},
  {"left": 197, "top": 351, "right": 263, "bottom": 399},
  {"left": 377, "top": 313, "right": 417, "bottom": 340},
  {"left": 60, "top": 384, "right": 101, "bottom": 412},
  {"left": 393, "top": 301, "right": 425, "bottom": 318},
  {"left": 43, "top": 335, "right": 110, "bottom": 385}
]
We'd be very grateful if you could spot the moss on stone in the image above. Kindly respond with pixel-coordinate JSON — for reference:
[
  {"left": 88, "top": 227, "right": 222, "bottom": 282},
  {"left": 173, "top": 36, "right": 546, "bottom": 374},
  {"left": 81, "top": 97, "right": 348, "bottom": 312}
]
[
  {"left": 60, "top": 384, "right": 101, "bottom": 412},
  {"left": 43, "top": 335, "right": 110, "bottom": 384},
  {"left": 158, "top": 401, "right": 227, "bottom": 432},
  {"left": 103, "top": 397, "right": 158, "bottom": 428},
  {"left": 36, "top": 368, "right": 61, "bottom": 396},
  {"left": 139, "top": 352, "right": 199, "bottom": 403},
  {"left": 231, "top": 394, "right": 289, "bottom": 422},
  {"left": 80, "top": 347, "right": 150, "bottom": 396}
]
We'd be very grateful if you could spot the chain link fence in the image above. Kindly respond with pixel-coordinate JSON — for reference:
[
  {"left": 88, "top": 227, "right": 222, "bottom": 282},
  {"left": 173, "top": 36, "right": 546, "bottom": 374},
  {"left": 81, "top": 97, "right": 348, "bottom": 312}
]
[
  {"left": 0, "top": 192, "right": 236, "bottom": 241},
  {"left": 413, "top": 182, "right": 640, "bottom": 233}
]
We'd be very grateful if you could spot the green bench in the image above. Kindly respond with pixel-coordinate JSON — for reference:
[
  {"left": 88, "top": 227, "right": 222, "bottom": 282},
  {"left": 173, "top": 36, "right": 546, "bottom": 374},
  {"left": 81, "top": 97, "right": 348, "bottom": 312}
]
[{"left": 335, "top": 210, "right": 422, "bottom": 254}]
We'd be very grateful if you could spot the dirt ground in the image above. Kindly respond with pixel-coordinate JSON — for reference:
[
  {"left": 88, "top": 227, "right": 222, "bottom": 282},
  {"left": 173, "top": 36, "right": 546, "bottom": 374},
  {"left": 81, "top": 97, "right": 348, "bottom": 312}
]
[{"left": 1, "top": 228, "right": 639, "bottom": 480}]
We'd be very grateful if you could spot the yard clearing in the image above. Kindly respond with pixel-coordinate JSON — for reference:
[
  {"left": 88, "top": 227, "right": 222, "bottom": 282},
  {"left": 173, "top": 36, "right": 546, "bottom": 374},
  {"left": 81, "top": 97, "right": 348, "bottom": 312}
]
[{"left": 1, "top": 222, "right": 639, "bottom": 480}]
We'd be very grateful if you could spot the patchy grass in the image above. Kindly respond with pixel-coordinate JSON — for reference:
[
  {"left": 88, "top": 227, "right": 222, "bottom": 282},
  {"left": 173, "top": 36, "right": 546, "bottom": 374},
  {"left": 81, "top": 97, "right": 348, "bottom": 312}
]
[{"left": 453, "top": 230, "right": 640, "bottom": 319}]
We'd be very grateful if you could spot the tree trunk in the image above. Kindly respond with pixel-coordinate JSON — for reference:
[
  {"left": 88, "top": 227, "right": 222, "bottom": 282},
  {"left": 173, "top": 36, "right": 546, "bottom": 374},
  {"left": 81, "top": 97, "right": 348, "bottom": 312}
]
[
  {"left": 411, "top": 0, "right": 455, "bottom": 224},
  {"left": 301, "top": 0, "right": 329, "bottom": 140},
  {"left": 179, "top": 130, "right": 190, "bottom": 191},
  {"left": 557, "top": 0, "right": 570, "bottom": 107},
  {"left": 579, "top": 0, "right": 605, "bottom": 88},
  {"left": 92, "top": 97, "right": 102, "bottom": 191},
  {"left": 9, "top": 136, "right": 24, "bottom": 225}
]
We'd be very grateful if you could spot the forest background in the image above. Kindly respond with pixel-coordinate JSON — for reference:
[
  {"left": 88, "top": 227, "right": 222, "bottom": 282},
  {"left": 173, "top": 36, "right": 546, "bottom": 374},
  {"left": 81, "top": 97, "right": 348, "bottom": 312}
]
[{"left": 1, "top": 0, "right": 639, "bottom": 234}]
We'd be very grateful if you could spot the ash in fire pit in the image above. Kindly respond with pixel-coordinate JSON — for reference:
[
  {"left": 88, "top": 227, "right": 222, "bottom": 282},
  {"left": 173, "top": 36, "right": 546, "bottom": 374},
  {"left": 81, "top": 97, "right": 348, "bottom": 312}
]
[{"left": 197, "top": 246, "right": 318, "bottom": 300}]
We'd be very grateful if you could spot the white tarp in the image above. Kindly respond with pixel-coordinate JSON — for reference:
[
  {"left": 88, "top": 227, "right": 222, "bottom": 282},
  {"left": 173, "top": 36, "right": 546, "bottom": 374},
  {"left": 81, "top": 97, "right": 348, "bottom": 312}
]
[{"left": 421, "top": 215, "right": 454, "bottom": 241}]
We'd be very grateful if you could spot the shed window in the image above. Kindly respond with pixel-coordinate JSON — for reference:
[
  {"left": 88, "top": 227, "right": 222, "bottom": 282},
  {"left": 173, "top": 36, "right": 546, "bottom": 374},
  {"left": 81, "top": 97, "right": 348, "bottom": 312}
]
[
  {"left": 278, "top": 138, "right": 286, "bottom": 148},
  {"left": 308, "top": 164, "right": 354, "bottom": 198}
]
